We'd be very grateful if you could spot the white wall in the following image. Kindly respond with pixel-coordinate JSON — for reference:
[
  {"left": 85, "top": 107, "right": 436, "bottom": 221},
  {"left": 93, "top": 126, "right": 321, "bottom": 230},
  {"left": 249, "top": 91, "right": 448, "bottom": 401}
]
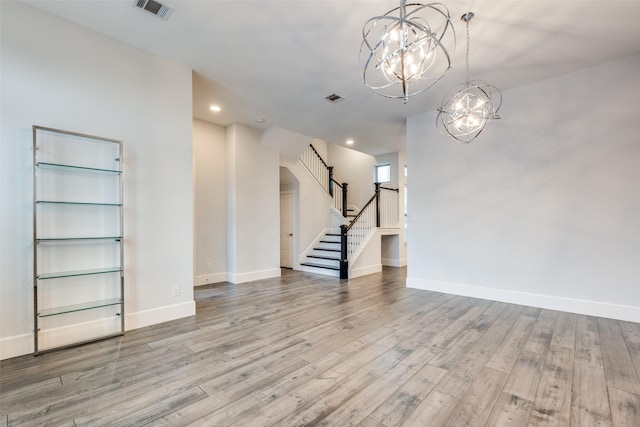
[
  {"left": 280, "top": 160, "right": 333, "bottom": 264},
  {"left": 406, "top": 53, "right": 640, "bottom": 322},
  {"left": 0, "top": 2, "right": 195, "bottom": 359},
  {"left": 226, "top": 124, "right": 281, "bottom": 283},
  {"left": 327, "top": 144, "right": 377, "bottom": 209},
  {"left": 261, "top": 126, "right": 310, "bottom": 163},
  {"left": 350, "top": 232, "right": 382, "bottom": 278},
  {"left": 193, "top": 119, "right": 227, "bottom": 285}
]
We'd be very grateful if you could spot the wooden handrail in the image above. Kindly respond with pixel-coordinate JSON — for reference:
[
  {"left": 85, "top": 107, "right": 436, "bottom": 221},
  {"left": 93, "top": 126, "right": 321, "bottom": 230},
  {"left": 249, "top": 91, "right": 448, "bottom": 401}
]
[
  {"left": 300, "top": 143, "right": 350, "bottom": 218},
  {"left": 309, "top": 144, "right": 329, "bottom": 169},
  {"left": 380, "top": 186, "right": 399, "bottom": 192},
  {"left": 345, "top": 193, "right": 376, "bottom": 232}
]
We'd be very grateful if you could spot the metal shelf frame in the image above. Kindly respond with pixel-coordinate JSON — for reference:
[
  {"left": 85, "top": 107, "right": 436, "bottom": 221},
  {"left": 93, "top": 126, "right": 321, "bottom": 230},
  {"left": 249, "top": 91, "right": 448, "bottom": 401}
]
[{"left": 32, "top": 125, "right": 125, "bottom": 355}]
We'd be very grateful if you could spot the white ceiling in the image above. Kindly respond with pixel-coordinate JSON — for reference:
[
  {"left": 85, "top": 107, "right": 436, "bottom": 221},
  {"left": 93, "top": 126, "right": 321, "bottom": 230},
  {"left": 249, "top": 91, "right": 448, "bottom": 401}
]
[{"left": 23, "top": 0, "right": 640, "bottom": 156}]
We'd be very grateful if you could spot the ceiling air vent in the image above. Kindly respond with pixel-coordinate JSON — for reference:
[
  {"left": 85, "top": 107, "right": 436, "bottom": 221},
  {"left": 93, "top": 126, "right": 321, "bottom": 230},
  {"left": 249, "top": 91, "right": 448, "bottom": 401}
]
[
  {"left": 325, "top": 94, "right": 344, "bottom": 103},
  {"left": 135, "top": 0, "right": 174, "bottom": 21}
]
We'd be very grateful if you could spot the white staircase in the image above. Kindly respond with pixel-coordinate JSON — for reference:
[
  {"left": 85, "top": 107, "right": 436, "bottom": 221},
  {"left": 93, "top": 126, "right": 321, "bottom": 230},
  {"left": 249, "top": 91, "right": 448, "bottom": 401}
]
[
  {"left": 300, "top": 231, "right": 341, "bottom": 277},
  {"left": 296, "top": 144, "right": 400, "bottom": 279}
]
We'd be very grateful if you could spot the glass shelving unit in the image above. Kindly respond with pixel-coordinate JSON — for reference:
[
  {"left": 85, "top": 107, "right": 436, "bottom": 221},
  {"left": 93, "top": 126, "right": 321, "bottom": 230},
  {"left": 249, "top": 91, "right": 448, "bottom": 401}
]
[{"left": 33, "top": 126, "right": 124, "bottom": 355}]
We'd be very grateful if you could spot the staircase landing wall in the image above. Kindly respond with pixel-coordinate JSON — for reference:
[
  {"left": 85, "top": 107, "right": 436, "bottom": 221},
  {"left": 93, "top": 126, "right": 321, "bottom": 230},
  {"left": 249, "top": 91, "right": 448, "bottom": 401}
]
[{"left": 280, "top": 160, "right": 333, "bottom": 267}]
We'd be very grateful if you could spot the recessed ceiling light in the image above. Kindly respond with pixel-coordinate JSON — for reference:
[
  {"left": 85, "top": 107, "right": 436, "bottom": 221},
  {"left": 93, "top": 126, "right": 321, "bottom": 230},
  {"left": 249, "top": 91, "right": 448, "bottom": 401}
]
[
  {"left": 256, "top": 118, "right": 266, "bottom": 124},
  {"left": 346, "top": 139, "right": 354, "bottom": 145},
  {"left": 210, "top": 105, "right": 221, "bottom": 112}
]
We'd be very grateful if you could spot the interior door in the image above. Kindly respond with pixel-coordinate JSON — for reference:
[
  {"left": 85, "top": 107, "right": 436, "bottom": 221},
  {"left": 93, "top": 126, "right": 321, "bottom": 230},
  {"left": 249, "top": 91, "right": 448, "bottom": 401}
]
[{"left": 280, "top": 192, "right": 294, "bottom": 268}]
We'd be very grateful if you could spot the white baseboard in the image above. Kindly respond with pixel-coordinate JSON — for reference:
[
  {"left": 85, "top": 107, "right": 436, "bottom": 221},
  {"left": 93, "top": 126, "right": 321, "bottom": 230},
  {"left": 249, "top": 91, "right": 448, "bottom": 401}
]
[
  {"left": 0, "top": 333, "right": 33, "bottom": 360},
  {"left": 227, "top": 268, "right": 281, "bottom": 284},
  {"left": 126, "top": 300, "right": 196, "bottom": 330},
  {"left": 382, "top": 258, "right": 407, "bottom": 267},
  {"left": 2, "top": 317, "right": 122, "bottom": 359},
  {"left": 198, "top": 270, "right": 281, "bottom": 286},
  {"left": 406, "top": 277, "right": 640, "bottom": 323},
  {"left": 350, "top": 264, "right": 382, "bottom": 279},
  {"left": 194, "top": 273, "right": 227, "bottom": 286}
]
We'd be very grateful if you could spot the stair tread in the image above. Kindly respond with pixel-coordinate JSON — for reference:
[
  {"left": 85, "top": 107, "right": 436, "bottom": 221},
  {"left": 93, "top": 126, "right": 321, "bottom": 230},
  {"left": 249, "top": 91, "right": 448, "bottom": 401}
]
[
  {"left": 308, "top": 255, "right": 340, "bottom": 261},
  {"left": 319, "top": 240, "right": 340, "bottom": 244},
  {"left": 313, "top": 248, "right": 340, "bottom": 252},
  {"left": 301, "top": 262, "right": 340, "bottom": 271}
]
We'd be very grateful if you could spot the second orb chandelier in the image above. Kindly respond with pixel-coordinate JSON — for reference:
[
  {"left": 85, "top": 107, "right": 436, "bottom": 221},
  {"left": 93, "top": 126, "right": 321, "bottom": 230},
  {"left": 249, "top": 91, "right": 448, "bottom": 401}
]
[{"left": 437, "top": 12, "right": 502, "bottom": 144}]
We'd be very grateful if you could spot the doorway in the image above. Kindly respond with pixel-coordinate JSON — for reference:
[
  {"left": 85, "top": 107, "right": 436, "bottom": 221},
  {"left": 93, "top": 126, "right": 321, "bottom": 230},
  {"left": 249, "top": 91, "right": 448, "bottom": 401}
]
[{"left": 280, "top": 192, "right": 294, "bottom": 268}]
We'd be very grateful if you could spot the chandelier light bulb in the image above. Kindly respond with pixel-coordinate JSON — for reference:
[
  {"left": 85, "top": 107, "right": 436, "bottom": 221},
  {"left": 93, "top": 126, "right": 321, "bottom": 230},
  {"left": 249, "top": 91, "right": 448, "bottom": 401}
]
[{"left": 361, "top": 1, "right": 455, "bottom": 103}]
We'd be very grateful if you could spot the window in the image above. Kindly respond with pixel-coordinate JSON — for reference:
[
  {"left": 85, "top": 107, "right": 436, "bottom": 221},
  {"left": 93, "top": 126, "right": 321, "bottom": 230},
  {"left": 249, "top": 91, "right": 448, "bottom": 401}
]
[{"left": 375, "top": 163, "right": 391, "bottom": 183}]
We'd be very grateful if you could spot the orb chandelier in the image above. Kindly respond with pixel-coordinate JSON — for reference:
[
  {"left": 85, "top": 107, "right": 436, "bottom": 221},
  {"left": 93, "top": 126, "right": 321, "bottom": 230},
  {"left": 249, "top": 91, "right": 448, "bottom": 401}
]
[
  {"left": 361, "top": 1, "right": 455, "bottom": 104},
  {"left": 437, "top": 12, "right": 502, "bottom": 144}
]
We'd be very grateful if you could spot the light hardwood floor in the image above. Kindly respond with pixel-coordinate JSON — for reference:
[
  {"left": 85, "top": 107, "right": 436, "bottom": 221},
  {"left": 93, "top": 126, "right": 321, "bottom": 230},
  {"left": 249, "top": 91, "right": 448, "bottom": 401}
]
[{"left": 1, "top": 267, "right": 639, "bottom": 426}]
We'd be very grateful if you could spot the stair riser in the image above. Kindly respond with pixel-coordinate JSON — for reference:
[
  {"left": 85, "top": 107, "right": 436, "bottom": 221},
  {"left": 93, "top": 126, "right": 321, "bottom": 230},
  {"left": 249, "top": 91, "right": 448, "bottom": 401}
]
[
  {"left": 312, "top": 248, "right": 340, "bottom": 254},
  {"left": 317, "top": 242, "right": 341, "bottom": 250},
  {"left": 306, "top": 258, "right": 340, "bottom": 268}
]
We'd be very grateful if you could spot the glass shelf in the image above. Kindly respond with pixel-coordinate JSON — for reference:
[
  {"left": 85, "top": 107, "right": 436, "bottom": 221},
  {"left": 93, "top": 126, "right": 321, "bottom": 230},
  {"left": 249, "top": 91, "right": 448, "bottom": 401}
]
[
  {"left": 38, "top": 298, "right": 123, "bottom": 318},
  {"left": 37, "top": 267, "right": 123, "bottom": 280},
  {"left": 37, "top": 236, "right": 122, "bottom": 243},
  {"left": 36, "top": 200, "right": 122, "bottom": 206},
  {"left": 36, "top": 162, "right": 121, "bottom": 174}
]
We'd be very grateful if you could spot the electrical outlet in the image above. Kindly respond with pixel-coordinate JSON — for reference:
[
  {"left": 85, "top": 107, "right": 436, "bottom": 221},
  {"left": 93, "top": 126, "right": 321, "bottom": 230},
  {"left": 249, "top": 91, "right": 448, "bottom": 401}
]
[{"left": 172, "top": 286, "right": 180, "bottom": 296}]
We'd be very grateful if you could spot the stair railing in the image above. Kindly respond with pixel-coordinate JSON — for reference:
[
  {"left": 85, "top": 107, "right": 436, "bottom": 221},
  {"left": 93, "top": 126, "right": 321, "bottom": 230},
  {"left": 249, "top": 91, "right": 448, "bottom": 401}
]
[
  {"left": 379, "top": 185, "right": 400, "bottom": 228},
  {"left": 300, "top": 144, "right": 348, "bottom": 217},
  {"left": 340, "top": 188, "right": 378, "bottom": 279},
  {"left": 300, "top": 144, "right": 330, "bottom": 194},
  {"left": 340, "top": 183, "right": 399, "bottom": 279}
]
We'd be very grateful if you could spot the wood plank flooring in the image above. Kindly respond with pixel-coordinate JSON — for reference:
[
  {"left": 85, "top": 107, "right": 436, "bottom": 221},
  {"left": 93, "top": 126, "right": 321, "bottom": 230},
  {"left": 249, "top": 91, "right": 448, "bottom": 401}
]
[{"left": 1, "top": 267, "right": 639, "bottom": 426}]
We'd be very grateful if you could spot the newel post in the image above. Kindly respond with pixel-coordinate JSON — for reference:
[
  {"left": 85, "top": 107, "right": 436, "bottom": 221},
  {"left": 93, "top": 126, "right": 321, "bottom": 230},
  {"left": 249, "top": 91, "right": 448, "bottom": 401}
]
[
  {"left": 375, "top": 182, "right": 381, "bottom": 227},
  {"left": 341, "top": 182, "right": 348, "bottom": 218},
  {"left": 328, "top": 166, "right": 334, "bottom": 197},
  {"left": 340, "top": 224, "right": 348, "bottom": 280}
]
